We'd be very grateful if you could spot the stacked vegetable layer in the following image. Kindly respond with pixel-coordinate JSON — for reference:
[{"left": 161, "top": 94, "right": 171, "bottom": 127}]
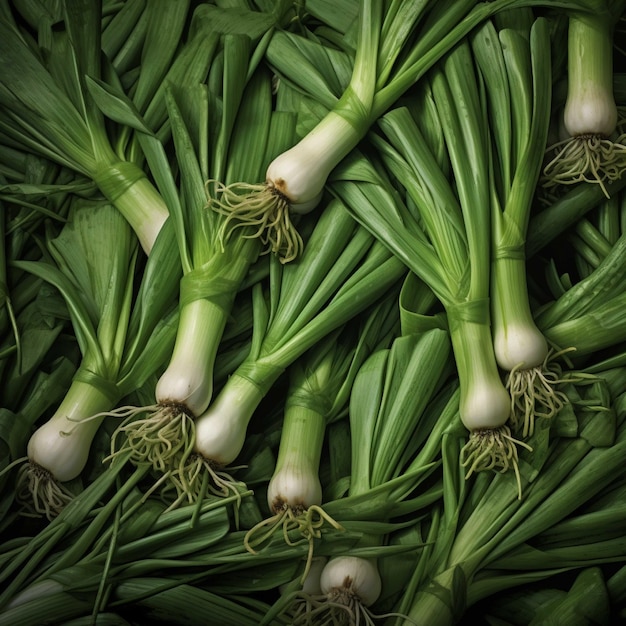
[{"left": 1, "top": 0, "right": 626, "bottom": 625}]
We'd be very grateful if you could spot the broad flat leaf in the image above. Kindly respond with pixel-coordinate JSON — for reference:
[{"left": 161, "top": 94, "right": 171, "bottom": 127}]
[
  {"left": 85, "top": 77, "right": 152, "bottom": 135},
  {"left": 191, "top": 3, "right": 278, "bottom": 39}
]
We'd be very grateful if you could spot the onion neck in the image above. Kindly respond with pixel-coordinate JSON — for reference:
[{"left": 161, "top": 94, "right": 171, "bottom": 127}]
[
  {"left": 93, "top": 161, "right": 169, "bottom": 255},
  {"left": 266, "top": 104, "right": 366, "bottom": 213},
  {"left": 193, "top": 361, "right": 283, "bottom": 466},
  {"left": 320, "top": 556, "right": 382, "bottom": 608},
  {"left": 155, "top": 298, "right": 226, "bottom": 416}
]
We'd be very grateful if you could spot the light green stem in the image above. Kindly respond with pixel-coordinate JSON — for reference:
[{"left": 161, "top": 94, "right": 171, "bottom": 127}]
[
  {"left": 93, "top": 161, "right": 169, "bottom": 255},
  {"left": 491, "top": 255, "right": 548, "bottom": 371}
]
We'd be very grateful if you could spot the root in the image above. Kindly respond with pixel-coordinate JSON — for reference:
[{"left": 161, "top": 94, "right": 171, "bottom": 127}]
[
  {"left": 287, "top": 590, "right": 417, "bottom": 626},
  {"left": 506, "top": 348, "right": 572, "bottom": 438},
  {"left": 15, "top": 461, "right": 74, "bottom": 520},
  {"left": 105, "top": 403, "right": 195, "bottom": 473},
  {"left": 460, "top": 425, "right": 533, "bottom": 500},
  {"left": 208, "top": 179, "right": 304, "bottom": 263},
  {"left": 244, "top": 504, "right": 343, "bottom": 583},
  {"left": 542, "top": 133, "right": 626, "bottom": 198},
  {"left": 167, "top": 452, "right": 247, "bottom": 510}
]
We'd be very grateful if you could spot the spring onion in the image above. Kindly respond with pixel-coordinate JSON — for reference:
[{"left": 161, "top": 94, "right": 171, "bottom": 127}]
[
  {"left": 8, "top": 198, "right": 181, "bottom": 518},
  {"left": 216, "top": 0, "right": 518, "bottom": 262},
  {"left": 543, "top": 3, "right": 626, "bottom": 197},
  {"left": 331, "top": 41, "right": 527, "bottom": 490},
  {"left": 243, "top": 297, "right": 398, "bottom": 580},
  {"left": 394, "top": 359, "right": 626, "bottom": 625},
  {"left": 283, "top": 323, "right": 452, "bottom": 624},
  {"left": 0, "top": 1, "right": 170, "bottom": 254},
  {"left": 6, "top": 201, "right": 136, "bottom": 517},
  {"left": 470, "top": 15, "right": 570, "bottom": 439},
  {"left": 318, "top": 555, "right": 382, "bottom": 616},
  {"left": 106, "top": 34, "right": 274, "bottom": 478},
  {"left": 210, "top": 0, "right": 382, "bottom": 263},
  {"left": 244, "top": 352, "right": 338, "bottom": 579}
]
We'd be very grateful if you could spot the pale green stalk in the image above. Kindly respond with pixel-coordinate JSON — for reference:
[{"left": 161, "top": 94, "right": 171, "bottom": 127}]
[
  {"left": 471, "top": 17, "right": 563, "bottom": 439},
  {"left": 244, "top": 297, "right": 399, "bottom": 585}
]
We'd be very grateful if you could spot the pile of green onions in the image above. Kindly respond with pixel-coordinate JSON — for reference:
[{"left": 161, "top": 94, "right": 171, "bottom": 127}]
[{"left": 2, "top": 0, "right": 626, "bottom": 625}]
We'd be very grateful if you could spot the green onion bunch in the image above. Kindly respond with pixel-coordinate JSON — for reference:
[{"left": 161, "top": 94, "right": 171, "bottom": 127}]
[
  {"left": 175, "top": 198, "right": 407, "bottom": 505},
  {"left": 102, "top": 13, "right": 291, "bottom": 487}
]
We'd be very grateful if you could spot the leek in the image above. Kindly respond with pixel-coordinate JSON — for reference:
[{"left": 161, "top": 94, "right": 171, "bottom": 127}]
[
  {"left": 543, "top": 2, "right": 626, "bottom": 197},
  {"left": 330, "top": 38, "right": 526, "bottom": 489},
  {"left": 283, "top": 319, "right": 453, "bottom": 623},
  {"left": 394, "top": 361, "right": 626, "bottom": 625},
  {"left": 244, "top": 296, "right": 399, "bottom": 581},
  {"left": 8, "top": 201, "right": 137, "bottom": 518},
  {"left": 106, "top": 34, "right": 275, "bottom": 477},
  {"left": 0, "top": 0, "right": 170, "bottom": 254},
  {"left": 7, "top": 198, "right": 180, "bottom": 518},
  {"left": 473, "top": 15, "right": 569, "bottom": 438},
  {"left": 247, "top": 0, "right": 607, "bottom": 263},
  {"left": 210, "top": 0, "right": 382, "bottom": 263}
]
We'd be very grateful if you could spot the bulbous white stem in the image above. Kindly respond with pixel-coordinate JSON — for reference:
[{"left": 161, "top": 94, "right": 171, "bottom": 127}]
[
  {"left": 193, "top": 373, "right": 264, "bottom": 466},
  {"left": 449, "top": 318, "right": 511, "bottom": 431},
  {"left": 564, "top": 88, "right": 618, "bottom": 138},
  {"left": 268, "top": 403, "right": 325, "bottom": 511},
  {"left": 320, "top": 556, "right": 382, "bottom": 607},
  {"left": 460, "top": 377, "right": 511, "bottom": 431},
  {"left": 563, "top": 13, "right": 617, "bottom": 138},
  {"left": 266, "top": 110, "right": 362, "bottom": 214},
  {"left": 27, "top": 380, "right": 112, "bottom": 482},
  {"left": 156, "top": 298, "right": 224, "bottom": 416},
  {"left": 494, "top": 323, "right": 549, "bottom": 372},
  {"left": 267, "top": 465, "right": 322, "bottom": 512},
  {"left": 491, "top": 257, "right": 549, "bottom": 371}
]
